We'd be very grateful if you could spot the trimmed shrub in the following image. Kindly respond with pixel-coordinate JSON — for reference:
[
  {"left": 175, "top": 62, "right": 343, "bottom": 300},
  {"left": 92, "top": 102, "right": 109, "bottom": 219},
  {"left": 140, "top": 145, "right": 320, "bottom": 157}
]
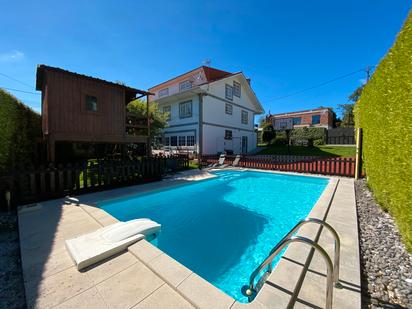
[
  {"left": 313, "top": 139, "right": 324, "bottom": 146},
  {"left": 262, "top": 124, "right": 276, "bottom": 144},
  {"left": 290, "top": 127, "right": 326, "bottom": 144},
  {"left": 354, "top": 12, "right": 412, "bottom": 251},
  {"left": 0, "top": 89, "right": 42, "bottom": 172}
]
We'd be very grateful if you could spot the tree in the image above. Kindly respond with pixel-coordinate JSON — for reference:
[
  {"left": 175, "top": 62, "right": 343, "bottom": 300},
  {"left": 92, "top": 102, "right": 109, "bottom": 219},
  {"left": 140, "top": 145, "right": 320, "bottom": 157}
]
[
  {"left": 262, "top": 124, "right": 276, "bottom": 144},
  {"left": 338, "top": 104, "right": 355, "bottom": 127},
  {"left": 127, "top": 99, "right": 169, "bottom": 139},
  {"left": 338, "top": 85, "right": 364, "bottom": 128},
  {"left": 348, "top": 85, "right": 364, "bottom": 102}
]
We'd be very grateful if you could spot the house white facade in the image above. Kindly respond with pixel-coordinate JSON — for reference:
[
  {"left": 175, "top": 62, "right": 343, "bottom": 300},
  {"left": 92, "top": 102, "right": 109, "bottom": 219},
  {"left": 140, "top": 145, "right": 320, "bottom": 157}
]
[{"left": 149, "top": 66, "right": 264, "bottom": 155}]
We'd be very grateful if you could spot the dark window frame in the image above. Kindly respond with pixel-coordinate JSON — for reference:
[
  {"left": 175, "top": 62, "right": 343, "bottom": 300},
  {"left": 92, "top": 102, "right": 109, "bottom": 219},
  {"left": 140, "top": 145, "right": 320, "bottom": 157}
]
[
  {"left": 159, "top": 88, "right": 169, "bottom": 97},
  {"left": 233, "top": 81, "right": 241, "bottom": 98},
  {"left": 179, "top": 100, "right": 193, "bottom": 118},
  {"left": 179, "top": 80, "right": 192, "bottom": 92},
  {"left": 293, "top": 117, "right": 301, "bottom": 125},
  {"left": 312, "top": 115, "right": 321, "bottom": 125},
  {"left": 85, "top": 95, "right": 98, "bottom": 112},
  {"left": 224, "top": 130, "right": 233, "bottom": 140},
  {"left": 225, "top": 103, "right": 233, "bottom": 115},
  {"left": 241, "top": 110, "right": 248, "bottom": 124},
  {"left": 186, "top": 135, "right": 195, "bottom": 146},
  {"left": 178, "top": 136, "right": 186, "bottom": 146},
  {"left": 163, "top": 105, "right": 171, "bottom": 121},
  {"left": 170, "top": 136, "right": 178, "bottom": 146},
  {"left": 225, "top": 84, "right": 233, "bottom": 101}
]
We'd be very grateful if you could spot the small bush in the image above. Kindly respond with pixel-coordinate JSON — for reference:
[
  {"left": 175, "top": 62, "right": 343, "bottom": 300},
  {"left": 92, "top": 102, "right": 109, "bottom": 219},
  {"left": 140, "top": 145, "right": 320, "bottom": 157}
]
[
  {"left": 272, "top": 136, "right": 288, "bottom": 145},
  {"left": 354, "top": 12, "right": 412, "bottom": 251},
  {"left": 290, "top": 127, "right": 326, "bottom": 142},
  {"left": 314, "top": 139, "right": 324, "bottom": 146},
  {"left": 262, "top": 124, "right": 276, "bottom": 144}
]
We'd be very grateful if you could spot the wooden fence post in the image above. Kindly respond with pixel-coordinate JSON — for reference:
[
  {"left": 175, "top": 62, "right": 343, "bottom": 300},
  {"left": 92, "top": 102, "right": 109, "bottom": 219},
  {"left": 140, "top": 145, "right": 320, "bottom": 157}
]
[{"left": 355, "top": 128, "right": 363, "bottom": 180}]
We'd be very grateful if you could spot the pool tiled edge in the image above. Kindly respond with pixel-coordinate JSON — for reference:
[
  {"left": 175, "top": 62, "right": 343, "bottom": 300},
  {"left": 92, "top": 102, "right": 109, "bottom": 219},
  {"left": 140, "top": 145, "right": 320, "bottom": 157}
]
[{"left": 18, "top": 169, "right": 360, "bottom": 309}]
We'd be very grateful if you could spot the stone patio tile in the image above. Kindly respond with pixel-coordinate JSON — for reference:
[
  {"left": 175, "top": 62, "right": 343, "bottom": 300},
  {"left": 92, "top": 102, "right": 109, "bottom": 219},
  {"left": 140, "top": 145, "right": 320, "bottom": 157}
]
[
  {"left": 128, "top": 240, "right": 163, "bottom": 264},
  {"left": 148, "top": 253, "right": 192, "bottom": 287},
  {"left": 96, "top": 214, "right": 119, "bottom": 227},
  {"left": 230, "top": 300, "right": 268, "bottom": 309},
  {"left": 96, "top": 262, "right": 164, "bottom": 309},
  {"left": 296, "top": 269, "right": 361, "bottom": 309},
  {"left": 84, "top": 251, "right": 137, "bottom": 285},
  {"left": 177, "top": 273, "right": 235, "bottom": 309},
  {"left": 132, "top": 284, "right": 194, "bottom": 309},
  {"left": 23, "top": 246, "right": 74, "bottom": 281},
  {"left": 26, "top": 266, "right": 94, "bottom": 308},
  {"left": 54, "top": 287, "right": 108, "bottom": 309}
]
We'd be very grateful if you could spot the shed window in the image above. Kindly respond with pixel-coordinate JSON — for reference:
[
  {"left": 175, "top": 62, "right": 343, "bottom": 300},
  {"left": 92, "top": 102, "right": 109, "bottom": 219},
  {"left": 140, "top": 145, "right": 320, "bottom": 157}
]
[
  {"left": 293, "top": 117, "right": 301, "bottom": 125},
  {"left": 225, "top": 130, "right": 233, "bottom": 140},
  {"left": 179, "top": 100, "right": 192, "bottom": 118},
  {"left": 163, "top": 106, "right": 171, "bottom": 121},
  {"left": 179, "top": 80, "right": 192, "bottom": 91},
  {"left": 225, "top": 103, "right": 233, "bottom": 115},
  {"left": 312, "top": 115, "right": 321, "bottom": 124},
  {"left": 225, "top": 84, "right": 233, "bottom": 101},
  {"left": 85, "top": 95, "right": 97, "bottom": 112},
  {"left": 179, "top": 136, "right": 186, "bottom": 146},
  {"left": 159, "top": 88, "right": 169, "bottom": 97},
  {"left": 233, "top": 81, "right": 241, "bottom": 97},
  {"left": 241, "top": 110, "right": 248, "bottom": 124},
  {"left": 187, "top": 136, "right": 195, "bottom": 146}
]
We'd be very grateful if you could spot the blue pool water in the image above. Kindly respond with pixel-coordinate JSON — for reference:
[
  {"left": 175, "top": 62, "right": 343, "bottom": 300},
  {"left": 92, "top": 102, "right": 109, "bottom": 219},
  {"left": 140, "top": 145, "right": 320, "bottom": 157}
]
[{"left": 99, "top": 170, "right": 328, "bottom": 302}]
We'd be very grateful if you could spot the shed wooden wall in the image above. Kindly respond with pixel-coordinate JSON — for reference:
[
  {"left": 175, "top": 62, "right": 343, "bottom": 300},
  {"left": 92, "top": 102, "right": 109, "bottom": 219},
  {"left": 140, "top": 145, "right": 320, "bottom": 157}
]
[{"left": 42, "top": 70, "right": 131, "bottom": 143}]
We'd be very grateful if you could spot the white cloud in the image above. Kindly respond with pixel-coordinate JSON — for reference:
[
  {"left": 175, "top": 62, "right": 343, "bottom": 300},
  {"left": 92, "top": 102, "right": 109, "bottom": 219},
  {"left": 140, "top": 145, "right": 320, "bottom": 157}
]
[{"left": 0, "top": 50, "right": 25, "bottom": 62}]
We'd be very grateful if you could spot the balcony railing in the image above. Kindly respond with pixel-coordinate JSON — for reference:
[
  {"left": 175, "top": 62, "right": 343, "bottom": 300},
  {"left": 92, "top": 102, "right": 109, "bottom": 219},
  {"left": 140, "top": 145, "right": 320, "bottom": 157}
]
[{"left": 125, "top": 112, "right": 148, "bottom": 136}]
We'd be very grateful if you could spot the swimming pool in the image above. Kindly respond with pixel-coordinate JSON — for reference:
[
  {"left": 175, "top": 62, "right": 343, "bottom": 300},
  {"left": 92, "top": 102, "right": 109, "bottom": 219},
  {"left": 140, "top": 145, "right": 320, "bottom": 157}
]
[{"left": 99, "top": 170, "right": 329, "bottom": 302}]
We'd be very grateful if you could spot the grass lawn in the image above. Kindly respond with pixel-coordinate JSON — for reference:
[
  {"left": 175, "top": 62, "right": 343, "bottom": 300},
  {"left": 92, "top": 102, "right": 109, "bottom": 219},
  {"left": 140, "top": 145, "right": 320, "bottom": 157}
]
[{"left": 258, "top": 144, "right": 356, "bottom": 157}]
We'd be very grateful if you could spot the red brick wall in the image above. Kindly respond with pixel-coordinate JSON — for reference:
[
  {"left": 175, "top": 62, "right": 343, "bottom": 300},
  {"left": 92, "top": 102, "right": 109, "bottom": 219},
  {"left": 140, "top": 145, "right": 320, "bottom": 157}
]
[{"left": 268, "top": 108, "right": 333, "bottom": 128}]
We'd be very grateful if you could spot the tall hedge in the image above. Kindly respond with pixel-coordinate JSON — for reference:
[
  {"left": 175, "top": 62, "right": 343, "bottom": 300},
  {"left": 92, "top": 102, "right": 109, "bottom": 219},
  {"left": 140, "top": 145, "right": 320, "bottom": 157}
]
[
  {"left": 354, "top": 13, "right": 412, "bottom": 251},
  {"left": 0, "top": 89, "right": 42, "bottom": 172}
]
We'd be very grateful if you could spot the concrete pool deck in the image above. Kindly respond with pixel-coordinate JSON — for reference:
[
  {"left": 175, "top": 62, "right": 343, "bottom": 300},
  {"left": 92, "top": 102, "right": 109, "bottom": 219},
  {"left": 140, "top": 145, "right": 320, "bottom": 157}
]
[{"left": 18, "top": 169, "right": 361, "bottom": 308}]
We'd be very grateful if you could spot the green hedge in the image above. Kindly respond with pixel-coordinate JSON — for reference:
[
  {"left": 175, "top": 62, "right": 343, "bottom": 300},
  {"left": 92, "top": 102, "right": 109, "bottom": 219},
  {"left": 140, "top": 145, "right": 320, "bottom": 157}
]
[
  {"left": 0, "top": 89, "right": 42, "bottom": 172},
  {"left": 354, "top": 13, "right": 412, "bottom": 251},
  {"left": 290, "top": 127, "right": 326, "bottom": 141}
]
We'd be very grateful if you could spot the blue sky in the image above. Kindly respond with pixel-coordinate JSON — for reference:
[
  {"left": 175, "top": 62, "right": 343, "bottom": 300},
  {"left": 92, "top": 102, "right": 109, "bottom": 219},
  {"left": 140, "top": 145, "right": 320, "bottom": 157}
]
[{"left": 1, "top": 1, "right": 410, "bottom": 118}]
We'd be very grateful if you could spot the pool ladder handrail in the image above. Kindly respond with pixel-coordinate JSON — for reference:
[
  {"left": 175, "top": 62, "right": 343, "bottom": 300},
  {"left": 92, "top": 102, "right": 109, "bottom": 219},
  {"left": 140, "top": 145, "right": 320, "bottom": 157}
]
[{"left": 241, "top": 218, "right": 341, "bottom": 309}]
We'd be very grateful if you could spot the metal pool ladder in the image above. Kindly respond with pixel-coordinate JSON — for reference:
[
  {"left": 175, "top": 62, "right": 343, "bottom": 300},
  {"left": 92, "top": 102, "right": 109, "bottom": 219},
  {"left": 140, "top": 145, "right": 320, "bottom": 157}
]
[{"left": 241, "top": 218, "right": 342, "bottom": 309}]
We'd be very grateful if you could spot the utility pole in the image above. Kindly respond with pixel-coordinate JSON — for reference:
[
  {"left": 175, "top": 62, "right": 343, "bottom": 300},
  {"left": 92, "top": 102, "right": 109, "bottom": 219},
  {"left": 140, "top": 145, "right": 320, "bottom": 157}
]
[{"left": 365, "top": 66, "right": 372, "bottom": 82}]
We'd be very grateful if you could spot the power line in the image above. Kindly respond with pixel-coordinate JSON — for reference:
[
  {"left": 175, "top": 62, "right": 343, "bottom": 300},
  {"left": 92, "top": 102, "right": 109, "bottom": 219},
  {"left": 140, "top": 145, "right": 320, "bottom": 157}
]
[
  {"left": 264, "top": 67, "right": 373, "bottom": 103},
  {"left": 0, "top": 86, "right": 40, "bottom": 95},
  {"left": 0, "top": 72, "right": 33, "bottom": 89}
]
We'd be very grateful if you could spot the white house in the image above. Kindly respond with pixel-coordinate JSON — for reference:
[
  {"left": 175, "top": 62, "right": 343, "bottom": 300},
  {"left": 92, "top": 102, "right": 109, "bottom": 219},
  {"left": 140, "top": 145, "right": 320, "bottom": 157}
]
[{"left": 149, "top": 66, "right": 264, "bottom": 155}]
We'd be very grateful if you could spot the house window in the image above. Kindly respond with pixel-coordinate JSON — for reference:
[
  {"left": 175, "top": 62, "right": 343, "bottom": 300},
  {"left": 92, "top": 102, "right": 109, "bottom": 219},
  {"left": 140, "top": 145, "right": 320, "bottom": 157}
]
[
  {"left": 179, "top": 80, "right": 192, "bottom": 92},
  {"left": 163, "top": 106, "right": 171, "bottom": 121},
  {"left": 170, "top": 136, "right": 177, "bottom": 146},
  {"left": 241, "top": 110, "right": 248, "bottom": 124},
  {"left": 85, "top": 95, "right": 97, "bottom": 111},
  {"left": 225, "top": 103, "right": 233, "bottom": 115},
  {"left": 312, "top": 115, "right": 321, "bottom": 124},
  {"left": 293, "top": 117, "right": 301, "bottom": 125},
  {"left": 233, "top": 81, "right": 241, "bottom": 98},
  {"left": 179, "top": 136, "right": 186, "bottom": 146},
  {"left": 187, "top": 136, "right": 195, "bottom": 146},
  {"left": 179, "top": 100, "right": 192, "bottom": 118},
  {"left": 159, "top": 88, "right": 169, "bottom": 98},
  {"left": 164, "top": 137, "right": 170, "bottom": 146},
  {"left": 225, "top": 130, "right": 233, "bottom": 140},
  {"left": 225, "top": 84, "right": 233, "bottom": 100}
]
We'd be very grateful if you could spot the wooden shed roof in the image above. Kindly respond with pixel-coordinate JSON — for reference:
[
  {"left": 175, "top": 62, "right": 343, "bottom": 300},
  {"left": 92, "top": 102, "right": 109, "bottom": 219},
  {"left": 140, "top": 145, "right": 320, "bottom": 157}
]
[{"left": 36, "top": 64, "right": 151, "bottom": 96}]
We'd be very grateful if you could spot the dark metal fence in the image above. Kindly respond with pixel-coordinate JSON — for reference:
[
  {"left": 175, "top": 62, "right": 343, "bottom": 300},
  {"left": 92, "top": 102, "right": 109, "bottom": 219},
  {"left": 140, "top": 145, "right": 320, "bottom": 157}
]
[
  {"left": 0, "top": 155, "right": 189, "bottom": 210},
  {"left": 200, "top": 155, "right": 356, "bottom": 177},
  {"left": 326, "top": 128, "right": 355, "bottom": 145}
]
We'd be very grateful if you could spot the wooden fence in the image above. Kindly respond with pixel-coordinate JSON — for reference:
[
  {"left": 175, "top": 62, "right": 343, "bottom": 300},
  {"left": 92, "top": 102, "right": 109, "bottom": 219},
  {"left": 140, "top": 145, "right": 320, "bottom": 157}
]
[
  {"left": 200, "top": 155, "right": 356, "bottom": 177},
  {"left": 0, "top": 155, "right": 189, "bottom": 209}
]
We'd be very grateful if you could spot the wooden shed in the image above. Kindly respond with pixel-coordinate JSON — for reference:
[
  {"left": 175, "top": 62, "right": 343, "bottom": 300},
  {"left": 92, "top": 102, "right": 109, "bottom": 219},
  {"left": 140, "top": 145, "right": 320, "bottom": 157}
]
[{"left": 36, "top": 65, "right": 151, "bottom": 162}]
